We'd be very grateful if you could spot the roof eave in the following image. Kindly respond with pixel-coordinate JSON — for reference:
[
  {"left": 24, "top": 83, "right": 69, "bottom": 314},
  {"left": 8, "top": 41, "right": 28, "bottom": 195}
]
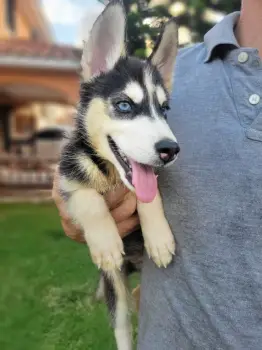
[{"left": 0, "top": 56, "right": 80, "bottom": 71}]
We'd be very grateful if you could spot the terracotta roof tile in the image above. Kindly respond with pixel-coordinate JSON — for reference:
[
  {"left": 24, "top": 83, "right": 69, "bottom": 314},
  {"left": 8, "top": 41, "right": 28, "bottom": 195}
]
[{"left": 0, "top": 39, "right": 82, "bottom": 61}]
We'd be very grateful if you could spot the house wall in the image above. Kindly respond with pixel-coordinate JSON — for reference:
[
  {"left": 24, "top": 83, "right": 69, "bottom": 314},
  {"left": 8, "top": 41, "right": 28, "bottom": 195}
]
[
  {"left": 0, "top": 0, "right": 51, "bottom": 41},
  {"left": 0, "top": 67, "right": 79, "bottom": 106},
  {"left": 0, "top": 0, "right": 29, "bottom": 39},
  {"left": 0, "top": 1, "right": 77, "bottom": 154},
  {"left": 0, "top": 65, "right": 79, "bottom": 153}
]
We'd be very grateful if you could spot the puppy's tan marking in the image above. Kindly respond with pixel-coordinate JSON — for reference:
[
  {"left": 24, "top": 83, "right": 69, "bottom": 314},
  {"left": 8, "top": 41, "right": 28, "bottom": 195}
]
[
  {"left": 77, "top": 154, "right": 119, "bottom": 193},
  {"left": 84, "top": 98, "right": 112, "bottom": 157}
]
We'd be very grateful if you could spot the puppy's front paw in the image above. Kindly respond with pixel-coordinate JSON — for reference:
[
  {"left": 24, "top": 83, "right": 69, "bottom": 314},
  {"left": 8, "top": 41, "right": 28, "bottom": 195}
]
[
  {"left": 88, "top": 234, "right": 124, "bottom": 272},
  {"left": 145, "top": 228, "right": 175, "bottom": 268}
]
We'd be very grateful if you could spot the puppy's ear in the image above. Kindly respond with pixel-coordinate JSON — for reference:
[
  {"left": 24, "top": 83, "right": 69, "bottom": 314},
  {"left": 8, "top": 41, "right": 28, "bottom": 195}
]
[
  {"left": 149, "top": 19, "right": 178, "bottom": 92},
  {"left": 81, "top": 0, "right": 126, "bottom": 81}
]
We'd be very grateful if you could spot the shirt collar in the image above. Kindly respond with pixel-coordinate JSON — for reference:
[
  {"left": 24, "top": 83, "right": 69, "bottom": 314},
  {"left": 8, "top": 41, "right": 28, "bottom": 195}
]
[{"left": 204, "top": 12, "right": 240, "bottom": 63}]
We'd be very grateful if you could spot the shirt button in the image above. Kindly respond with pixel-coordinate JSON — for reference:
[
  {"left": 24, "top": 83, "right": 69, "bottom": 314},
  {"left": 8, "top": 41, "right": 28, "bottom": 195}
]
[
  {"left": 238, "top": 52, "right": 249, "bottom": 63},
  {"left": 249, "top": 94, "right": 260, "bottom": 105}
]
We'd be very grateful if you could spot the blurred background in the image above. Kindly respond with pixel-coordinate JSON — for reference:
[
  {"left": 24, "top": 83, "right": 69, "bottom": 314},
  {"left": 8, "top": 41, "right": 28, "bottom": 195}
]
[
  {"left": 0, "top": 1, "right": 240, "bottom": 349},
  {"left": 0, "top": 0, "right": 241, "bottom": 201}
]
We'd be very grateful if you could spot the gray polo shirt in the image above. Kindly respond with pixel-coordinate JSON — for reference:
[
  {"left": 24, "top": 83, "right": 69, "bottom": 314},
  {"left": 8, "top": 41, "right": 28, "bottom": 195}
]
[{"left": 138, "top": 12, "right": 262, "bottom": 350}]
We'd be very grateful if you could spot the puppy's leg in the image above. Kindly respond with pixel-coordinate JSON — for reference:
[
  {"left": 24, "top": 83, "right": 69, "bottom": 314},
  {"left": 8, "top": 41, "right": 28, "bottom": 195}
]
[
  {"left": 104, "top": 270, "right": 132, "bottom": 350},
  {"left": 95, "top": 274, "right": 105, "bottom": 301},
  {"left": 137, "top": 190, "right": 175, "bottom": 268},
  {"left": 132, "top": 284, "right": 140, "bottom": 312},
  {"left": 67, "top": 188, "right": 124, "bottom": 271}
]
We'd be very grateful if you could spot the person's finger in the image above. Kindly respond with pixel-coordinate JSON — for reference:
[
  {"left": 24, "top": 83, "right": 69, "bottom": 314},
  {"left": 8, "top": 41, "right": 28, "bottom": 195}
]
[
  {"left": 117, "top": 214, "right": 140, "bottom": 238},
  {"left": 51, "top": 167, "right": 73, "bottom": 220},
  {"left": 57, "top": 204, "right": 72, "bottom": 222},
  {"left": 52, "top": 166, "right": 59, "bottom": 192},
  {"left": 61, "top": 219, "right": 86, "bottom": 244},
  {"left": 104, "top": 185, "right": 130, "bottom": 210},
  {"left": 52, "top": 167, "right": 86, "bottom": 243},
  {"left": 111, "top": 191, "right": 137, "bottom": 223},
  {"left": 52, "top": 184, "right": 62, "bottom": 207}
]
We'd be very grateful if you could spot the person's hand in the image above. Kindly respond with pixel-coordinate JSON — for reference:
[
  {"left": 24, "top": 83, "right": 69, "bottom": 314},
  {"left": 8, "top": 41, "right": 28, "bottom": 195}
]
[{"left": 52, "top": 168, "right": 140, "bottom": 243}]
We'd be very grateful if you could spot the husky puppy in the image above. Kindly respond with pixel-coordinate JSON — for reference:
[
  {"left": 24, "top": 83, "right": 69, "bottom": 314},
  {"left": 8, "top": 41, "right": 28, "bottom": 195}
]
[{"left": 58, "top": 1, "right": 179, "bottom": 349}]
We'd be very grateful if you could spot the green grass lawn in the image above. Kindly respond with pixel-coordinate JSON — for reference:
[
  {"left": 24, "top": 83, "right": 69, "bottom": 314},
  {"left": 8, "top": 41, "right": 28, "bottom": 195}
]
[{"left": 0, "top": 203, "right": 137, "bottom": 350}]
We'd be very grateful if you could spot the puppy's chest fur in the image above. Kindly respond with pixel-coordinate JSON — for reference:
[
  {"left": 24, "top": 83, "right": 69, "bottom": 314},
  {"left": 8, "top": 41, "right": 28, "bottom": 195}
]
[
  {"left": 60, "top": 138, "right": 122, "bottom": 194},
  {"left": 85, "top": 160, "right": 122, "bottom": 194}
]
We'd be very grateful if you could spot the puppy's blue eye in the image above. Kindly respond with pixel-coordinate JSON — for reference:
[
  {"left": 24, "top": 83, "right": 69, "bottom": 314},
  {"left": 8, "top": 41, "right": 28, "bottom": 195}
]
[{"left": 116, "top": 101, "right": 132, "bottom": 113}]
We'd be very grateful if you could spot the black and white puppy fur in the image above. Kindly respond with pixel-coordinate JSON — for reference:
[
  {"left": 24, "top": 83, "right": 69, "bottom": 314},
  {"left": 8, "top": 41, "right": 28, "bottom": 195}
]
[{"left": 58, "top": 1, "right": 179, "bottom": 349}]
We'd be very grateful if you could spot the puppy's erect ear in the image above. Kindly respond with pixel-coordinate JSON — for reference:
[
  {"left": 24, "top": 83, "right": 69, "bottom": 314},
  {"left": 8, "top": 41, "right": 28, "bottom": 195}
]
[
  {"left": 81, "top": 0, "right": 126, "bottom": 81},
  {"left": 149, "top": 19, "right": 178, "bottom": 92}
]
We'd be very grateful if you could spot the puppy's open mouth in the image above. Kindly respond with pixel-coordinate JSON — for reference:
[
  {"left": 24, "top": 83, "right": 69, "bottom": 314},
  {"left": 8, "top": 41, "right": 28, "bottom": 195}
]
[
  {"left": 108, "top": 136, "right": 157, "bottom": 203},
  {"left": 108, "top": 136, "right": 133, "bottom": 183}
]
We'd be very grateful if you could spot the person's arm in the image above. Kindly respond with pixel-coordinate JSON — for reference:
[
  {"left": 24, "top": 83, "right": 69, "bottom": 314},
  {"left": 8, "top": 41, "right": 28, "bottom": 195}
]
[{"left": 52, "top": 168, "right": 139, "bottom": 242}]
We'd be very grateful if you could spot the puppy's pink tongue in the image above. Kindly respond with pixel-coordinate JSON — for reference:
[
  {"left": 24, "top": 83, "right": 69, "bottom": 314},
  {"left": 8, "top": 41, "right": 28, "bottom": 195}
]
[{"left": 129, "top": 159, "right": 157, "bottom": 203}]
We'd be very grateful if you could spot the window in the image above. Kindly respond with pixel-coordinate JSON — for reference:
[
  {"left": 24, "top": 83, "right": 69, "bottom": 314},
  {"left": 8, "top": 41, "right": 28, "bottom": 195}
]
[
  {"left": 5, "top": 0, "right": 16, "bottom": 33},
  {"left": 31, "top": 28, "right": 40, "bottom": 41},
  {"left": 14, "top": 115, "right": 35, "bottom": 135}
]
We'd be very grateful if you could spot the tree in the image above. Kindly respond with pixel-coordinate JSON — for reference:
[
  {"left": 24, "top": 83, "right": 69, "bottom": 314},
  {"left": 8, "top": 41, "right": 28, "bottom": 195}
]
[
  {"left": 100, "top": 0, "right": 241, "bottom": 55},
  {"left": 181, "top": 0, "right": 241, "bottom": 42},
  {"left": 123, "top": 0, "right": 171, "bottom": 56}
]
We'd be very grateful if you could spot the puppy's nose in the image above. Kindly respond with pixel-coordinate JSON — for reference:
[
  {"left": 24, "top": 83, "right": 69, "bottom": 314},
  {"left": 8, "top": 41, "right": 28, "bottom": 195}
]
[{"left": 155, "top": 139, "right": 180, "bottom": 164}]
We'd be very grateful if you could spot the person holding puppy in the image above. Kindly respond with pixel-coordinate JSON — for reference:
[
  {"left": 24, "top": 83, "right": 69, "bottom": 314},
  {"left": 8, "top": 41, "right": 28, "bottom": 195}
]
[{"left": 53, "top": 0, "right": 262, "bottom": 349}]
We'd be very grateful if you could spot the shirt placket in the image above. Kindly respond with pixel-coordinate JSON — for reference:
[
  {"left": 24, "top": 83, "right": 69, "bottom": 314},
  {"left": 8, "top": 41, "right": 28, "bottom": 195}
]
[{"left": 227, "top": 48, "right": 262, "bottom": 142}]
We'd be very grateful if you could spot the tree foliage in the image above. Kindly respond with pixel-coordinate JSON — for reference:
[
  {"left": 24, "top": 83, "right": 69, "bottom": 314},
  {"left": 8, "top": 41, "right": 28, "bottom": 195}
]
[
  {"left": 182, "top": 0, "right": 241, "bottom": 42},
  {"left": 105, "top": 0, "right": 241, "bottom": 56}
]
